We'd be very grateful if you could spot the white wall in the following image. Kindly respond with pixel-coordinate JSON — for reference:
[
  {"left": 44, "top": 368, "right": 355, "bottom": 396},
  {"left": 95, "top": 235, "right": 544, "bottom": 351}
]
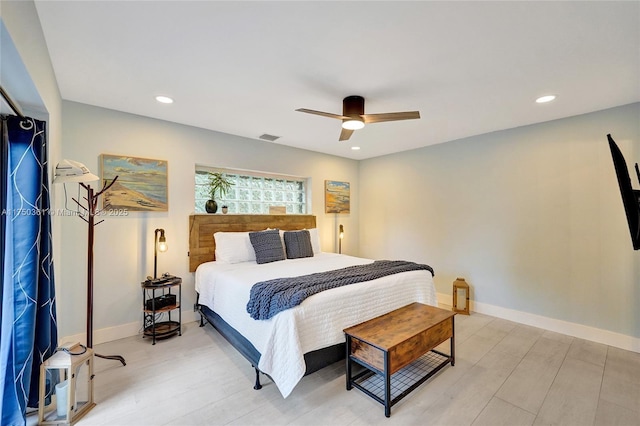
[
  {"left": 58, "top": 101, "right": 359, "bottom": 341},
  {"left": 0, "top": 0, "right": 64, "bottom": 333},
  {"left": 5, "top": 0, "right": 638, "bottom": 352},
  {"left": 360, "top": 103, "right": 640, "bottom": 350},
  {"left": 0, "top": 0, "right": 62, "bottom": 179}
]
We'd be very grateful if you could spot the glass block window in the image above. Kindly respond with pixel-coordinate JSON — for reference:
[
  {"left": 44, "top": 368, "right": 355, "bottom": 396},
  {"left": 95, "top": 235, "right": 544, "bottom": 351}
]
[{"left": 195, "top": 166, "right": 308, "bottom": 214}]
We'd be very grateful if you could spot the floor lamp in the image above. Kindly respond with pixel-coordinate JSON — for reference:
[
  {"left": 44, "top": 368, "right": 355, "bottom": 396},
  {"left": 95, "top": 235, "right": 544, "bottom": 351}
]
[{"left": 54, "top": 160, "right": 126, "bottom": 366}]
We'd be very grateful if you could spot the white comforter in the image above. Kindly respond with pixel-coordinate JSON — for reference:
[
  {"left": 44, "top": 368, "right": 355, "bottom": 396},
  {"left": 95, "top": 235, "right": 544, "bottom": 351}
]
[{"left": 195, "top": 253, "right": 437, "bottom": 397}]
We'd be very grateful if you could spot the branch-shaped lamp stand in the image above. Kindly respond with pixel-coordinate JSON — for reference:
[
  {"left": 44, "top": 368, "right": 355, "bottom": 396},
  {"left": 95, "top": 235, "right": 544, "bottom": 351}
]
[{"left": 73, "top": 177, "right": 126, "bottom": 367}]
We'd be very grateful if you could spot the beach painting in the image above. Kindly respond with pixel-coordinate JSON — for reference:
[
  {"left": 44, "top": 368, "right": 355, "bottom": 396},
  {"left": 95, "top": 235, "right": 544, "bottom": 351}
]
[
  {"left": 100, "top": 154, "right": 168, "bottom": 212},
  {"left": 325, "top": 180, "right": 350, "bottom": 214}
]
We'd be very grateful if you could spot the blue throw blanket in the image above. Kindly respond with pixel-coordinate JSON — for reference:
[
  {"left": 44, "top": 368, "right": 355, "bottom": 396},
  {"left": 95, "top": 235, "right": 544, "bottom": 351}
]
[{"left": 246, "top": 260, "right": 434, "bottom": 320}]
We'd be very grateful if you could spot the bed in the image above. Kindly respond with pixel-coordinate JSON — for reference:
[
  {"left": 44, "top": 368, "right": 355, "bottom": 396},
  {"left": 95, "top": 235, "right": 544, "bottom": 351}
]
[{"left": 189, "top": 214, "right": 437, "bottom": 398}]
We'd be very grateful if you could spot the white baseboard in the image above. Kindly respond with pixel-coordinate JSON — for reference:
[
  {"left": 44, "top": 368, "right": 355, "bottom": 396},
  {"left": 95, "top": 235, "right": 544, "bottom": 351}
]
[
  {"left": 437, "top": 292, "right": 639, "bottom": 353},
  {"left": 60, "top": 310, "right": 198, "bottom": 346},
  {"left": 64, "top": 299, "right": 640, "bottom": 354}
]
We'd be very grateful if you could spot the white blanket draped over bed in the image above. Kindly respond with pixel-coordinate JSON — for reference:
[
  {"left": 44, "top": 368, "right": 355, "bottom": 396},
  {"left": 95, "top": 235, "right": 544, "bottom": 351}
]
[{"left": 195, "top": 253, "right": 437, "bottom": 397}]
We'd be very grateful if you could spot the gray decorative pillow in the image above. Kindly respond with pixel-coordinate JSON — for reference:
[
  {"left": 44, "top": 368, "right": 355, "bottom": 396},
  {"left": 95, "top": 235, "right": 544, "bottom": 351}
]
[
  {"left": 249, "top": 229, "right": 285, "bottom": 264},
  {"left": 284, "top": 230, "right": 314, "bottom": 259}
]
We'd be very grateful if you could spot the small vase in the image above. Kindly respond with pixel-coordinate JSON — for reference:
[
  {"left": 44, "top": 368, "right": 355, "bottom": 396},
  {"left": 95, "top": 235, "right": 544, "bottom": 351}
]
[
  {"left": 222, "top": 206, "right": 228, "bottom": 214},
  {"left": 205, "top": 200, "right": 218, "bottom": 213}
]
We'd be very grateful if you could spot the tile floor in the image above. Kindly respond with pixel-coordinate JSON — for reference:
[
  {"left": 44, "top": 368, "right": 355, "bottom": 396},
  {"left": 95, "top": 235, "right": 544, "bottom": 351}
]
[{"left": 28, "top": 310, "right": 640, "bottom": 425}]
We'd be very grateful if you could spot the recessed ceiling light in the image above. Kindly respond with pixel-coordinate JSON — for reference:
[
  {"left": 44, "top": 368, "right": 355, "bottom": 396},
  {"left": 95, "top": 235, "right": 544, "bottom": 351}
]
[
  {"left": 351, "top": 146, "right": 360, "bottom": 150},
  {"left": 155, "top": 95, "right": 174, "bottom": 104},
  {"left": 535, "top": 95, "right": 556, "bottom": 103}
]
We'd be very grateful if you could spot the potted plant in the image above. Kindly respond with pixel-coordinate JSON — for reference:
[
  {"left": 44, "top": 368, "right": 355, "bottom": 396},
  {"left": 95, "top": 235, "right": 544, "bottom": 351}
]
[{"left": 205, "top": 172, "right": 234, "bottom": 213}]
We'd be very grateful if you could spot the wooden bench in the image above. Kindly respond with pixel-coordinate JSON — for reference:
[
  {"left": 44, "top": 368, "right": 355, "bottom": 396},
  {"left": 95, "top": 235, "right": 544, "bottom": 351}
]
[{"left": 344, "top": 302, "right": 456, "bottom": 417}]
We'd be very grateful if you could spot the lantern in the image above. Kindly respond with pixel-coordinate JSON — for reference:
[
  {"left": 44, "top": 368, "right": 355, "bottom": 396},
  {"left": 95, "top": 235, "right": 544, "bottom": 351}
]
[
  {"left": 452, "top": 277, "right": 470, "bottom": 315},
  {"left": 38, "top": 343, "right": 95, "bottom": 425}
]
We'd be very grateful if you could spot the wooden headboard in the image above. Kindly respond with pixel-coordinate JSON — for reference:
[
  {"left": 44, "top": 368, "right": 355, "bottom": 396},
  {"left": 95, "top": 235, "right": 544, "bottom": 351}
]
[{"left": 188, "top": 214, "right": 316, "bottom": 272}]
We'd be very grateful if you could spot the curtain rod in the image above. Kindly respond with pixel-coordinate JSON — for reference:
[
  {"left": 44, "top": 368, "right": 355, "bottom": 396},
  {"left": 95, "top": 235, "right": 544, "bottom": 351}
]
[{"left": 0, "top": 85, "right": 26, "bottom": 119}]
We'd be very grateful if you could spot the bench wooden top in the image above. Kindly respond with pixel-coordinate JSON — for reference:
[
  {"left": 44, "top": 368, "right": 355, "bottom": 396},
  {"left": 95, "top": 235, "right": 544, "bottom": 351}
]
[{"left": 343, "top": 302, "right": 455, "bottom": 351}]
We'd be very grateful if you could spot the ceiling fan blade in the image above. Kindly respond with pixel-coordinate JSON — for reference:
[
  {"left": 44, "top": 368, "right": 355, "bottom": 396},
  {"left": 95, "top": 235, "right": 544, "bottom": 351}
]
[
  {"left": 339, "top": 128, "right": 354, "bottom": 141},
  {"left": 296, "top": 108, "right": 348, "bottom": 120},
  {"left": 362, "top": 111, "right": 420, "bottom": 124}
]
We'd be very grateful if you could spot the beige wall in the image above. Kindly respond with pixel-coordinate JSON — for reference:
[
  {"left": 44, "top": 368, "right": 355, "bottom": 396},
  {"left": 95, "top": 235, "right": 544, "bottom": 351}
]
[
  {"left": 58, "top": 101, "right": 359, "bottom": 341},
  {"left": 360, "top": 103, "right": 640, "bottom": 349}
]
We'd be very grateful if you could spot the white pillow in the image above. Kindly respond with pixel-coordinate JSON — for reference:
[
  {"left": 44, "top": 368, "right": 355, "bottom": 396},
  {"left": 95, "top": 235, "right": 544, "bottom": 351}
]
[
  {"left": 214, "top": 231, "right": 256, "bottom": 263},
  {"left": 306, "top": 228, "right": 321, "bottom": 255}
]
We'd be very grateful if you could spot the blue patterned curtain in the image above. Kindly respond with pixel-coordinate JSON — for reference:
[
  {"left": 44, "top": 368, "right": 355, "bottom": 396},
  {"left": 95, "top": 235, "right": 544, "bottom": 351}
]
[{"left": 0, "top": 115, "right": 58, "bottom": 425}]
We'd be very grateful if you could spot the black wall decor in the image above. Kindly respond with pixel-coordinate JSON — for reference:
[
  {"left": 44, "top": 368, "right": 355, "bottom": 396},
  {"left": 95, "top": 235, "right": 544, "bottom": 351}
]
[{"left": 608, "top": 133, "right": 640, "bottom": 250}]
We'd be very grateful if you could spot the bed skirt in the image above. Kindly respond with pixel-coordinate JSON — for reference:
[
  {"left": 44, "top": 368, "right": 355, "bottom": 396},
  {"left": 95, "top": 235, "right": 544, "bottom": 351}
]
[{"left": 197, "top": 303, "right": 345, "bottom": 379}]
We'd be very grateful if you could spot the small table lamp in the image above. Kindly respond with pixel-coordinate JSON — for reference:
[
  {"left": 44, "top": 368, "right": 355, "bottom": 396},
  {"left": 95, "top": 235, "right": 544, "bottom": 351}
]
[
  {"left": 339, "top": 224, "right": 344, "bottom": 254},
  {"left": 38, "top": 343, "right": 95, "bottom": 425},
  {"left": 154, "top": 228, "right": 168, "bottom": 279}
]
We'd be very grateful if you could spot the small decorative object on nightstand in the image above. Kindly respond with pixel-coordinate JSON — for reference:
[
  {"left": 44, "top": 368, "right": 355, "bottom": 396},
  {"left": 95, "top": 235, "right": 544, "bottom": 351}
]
[{"left": 452, "top": 277, "right": 470, "bottom": 315}]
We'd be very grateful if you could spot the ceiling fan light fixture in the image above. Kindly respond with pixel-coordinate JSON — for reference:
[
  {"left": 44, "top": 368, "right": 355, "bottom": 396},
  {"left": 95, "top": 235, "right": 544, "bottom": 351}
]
[
  {"left": 342, "top": 118, "right": 365, "bottom": 130},
  {"left": 297, "top": 95, "right": 419, "bottom": 141}
]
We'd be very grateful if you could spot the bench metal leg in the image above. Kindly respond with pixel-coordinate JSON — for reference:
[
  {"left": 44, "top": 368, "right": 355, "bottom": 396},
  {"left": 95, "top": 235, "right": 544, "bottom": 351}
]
[
  {"left": 384, "top": 351, "right": 391, "bottom": 417},
  {"left": 346, "top": 335, "right": 352, "bottom": 390},
  {"left": 451, "top": 316, "right": 456, "bottom": 366}
]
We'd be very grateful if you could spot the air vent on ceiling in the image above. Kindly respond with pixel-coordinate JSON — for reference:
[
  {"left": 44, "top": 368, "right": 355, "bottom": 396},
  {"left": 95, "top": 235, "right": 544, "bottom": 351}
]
[{"left": 259, "top": 133, "right": 280, "bottom": 142}]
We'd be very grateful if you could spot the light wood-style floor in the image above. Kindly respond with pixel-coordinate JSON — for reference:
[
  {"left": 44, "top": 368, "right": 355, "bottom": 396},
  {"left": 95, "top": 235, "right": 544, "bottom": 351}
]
[{"left": 29, "top": 310, "right": 640, "bottom": 426}]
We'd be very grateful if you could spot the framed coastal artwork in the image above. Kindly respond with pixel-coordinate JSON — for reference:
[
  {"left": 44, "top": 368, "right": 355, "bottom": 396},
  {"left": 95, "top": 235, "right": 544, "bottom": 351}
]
[
  {"left": 325, "top": 180, "right": 350, "bottom": 214},
  {"left": 100, "top": 154, "right": 168, "bottom": 212}
]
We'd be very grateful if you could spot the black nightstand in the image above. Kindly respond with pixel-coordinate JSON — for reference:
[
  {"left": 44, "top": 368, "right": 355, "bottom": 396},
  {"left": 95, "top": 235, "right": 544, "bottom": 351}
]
[{"left": 141, "top": 277, "right": 182, "bottom": 344}]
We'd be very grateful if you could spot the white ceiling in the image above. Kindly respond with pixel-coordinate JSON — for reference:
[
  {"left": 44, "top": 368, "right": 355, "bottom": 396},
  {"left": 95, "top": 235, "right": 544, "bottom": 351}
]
[{"left": 34, "top": 1, "right": 640, "bottom": 160}]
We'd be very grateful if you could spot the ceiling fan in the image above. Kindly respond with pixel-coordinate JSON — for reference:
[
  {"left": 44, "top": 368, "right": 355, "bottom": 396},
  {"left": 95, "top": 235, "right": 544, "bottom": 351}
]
[{"left": 296, "top": 95, "right": 420, "bottom": 141}]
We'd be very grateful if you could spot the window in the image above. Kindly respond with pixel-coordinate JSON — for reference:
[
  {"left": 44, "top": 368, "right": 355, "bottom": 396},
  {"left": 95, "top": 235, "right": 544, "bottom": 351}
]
[{"left": 195, "top": 166, "right": 308, "bottom": 214}]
